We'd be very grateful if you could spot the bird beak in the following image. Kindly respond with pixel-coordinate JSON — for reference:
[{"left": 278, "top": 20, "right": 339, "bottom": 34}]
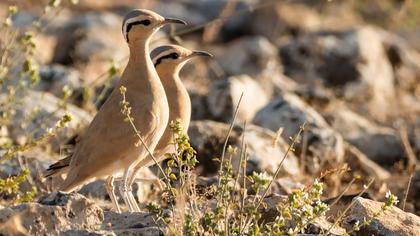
[
  {"left": 162, "top": 17, "right": 187, "bottom": 26},
  {"left": 189, "top": 50, "right": 213, "bottom": 58}
]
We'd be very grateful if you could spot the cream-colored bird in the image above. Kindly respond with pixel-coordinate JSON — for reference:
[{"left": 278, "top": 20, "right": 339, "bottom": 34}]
[
  {"left": 44, "top": 45, "right": 211, "bottom": 211},
  {"left": 125, "top": 45, "right": 212, "bottom": 206},
  {"left": 54, "top": 9, "right": 186, "bottom": 212}
]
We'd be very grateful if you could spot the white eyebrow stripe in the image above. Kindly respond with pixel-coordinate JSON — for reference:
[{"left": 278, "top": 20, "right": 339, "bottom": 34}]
[
  {"left": 152, "top": 49, "right": 178, "bottom": 64},
  {"left": 122, "top": 16, "right": 147, "bottom": 41}
]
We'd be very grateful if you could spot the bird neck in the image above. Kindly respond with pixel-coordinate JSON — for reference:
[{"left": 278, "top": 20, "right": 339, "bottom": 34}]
[
  {"left": 157, "top": 67, "right": 182, "bottom": 87},
  {"left": 127, "top": 38, "right": 154, "bottom": 75}
]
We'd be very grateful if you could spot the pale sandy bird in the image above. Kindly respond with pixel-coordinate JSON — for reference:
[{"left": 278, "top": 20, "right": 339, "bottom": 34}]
[
  {"left": 124, "top": 45, "right": 212, "bottom": 205},
  {"left": 53, "top": 9, "right": 186, "bottom": 212},
  {"left": 44, "top": 45, "right": 211, "bottom": 211}
]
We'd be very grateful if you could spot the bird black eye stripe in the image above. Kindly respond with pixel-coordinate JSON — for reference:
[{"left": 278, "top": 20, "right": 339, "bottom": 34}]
[
  {"left": 125, "top": 19, "right": 152, "bottom": 42},
  {"left": 154, "top": 53, "right": 180, "bottom": 67},
  {"left": 127, "top": 19, "right": 151, "bottom": 32}
]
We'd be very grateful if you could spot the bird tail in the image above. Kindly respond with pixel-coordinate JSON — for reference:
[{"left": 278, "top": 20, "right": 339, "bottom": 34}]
[{"left": 43, "top": 156, "right": 71, "bottom": 178}]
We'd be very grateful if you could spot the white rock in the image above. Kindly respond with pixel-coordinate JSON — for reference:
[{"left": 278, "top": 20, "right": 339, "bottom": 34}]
[{"left": 207, "top": 75, "right": 269, "bottom": 122}]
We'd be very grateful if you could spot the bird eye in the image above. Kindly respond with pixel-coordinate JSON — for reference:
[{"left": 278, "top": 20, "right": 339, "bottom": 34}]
[
  {"left": 171, "top": 53, "right": 179, "bottom": 59},
  {"left": 142, "top": 19, "right": 151, "bottom": 26}
]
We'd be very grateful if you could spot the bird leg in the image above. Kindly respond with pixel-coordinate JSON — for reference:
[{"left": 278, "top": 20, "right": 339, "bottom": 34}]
[
  {"left": 119, "top": 167, "right": 135, "bottom": 212},
  {"left": 126, "top": 182, "right": 140, "bottom": 212},
  {"left": 125, "top": 166, "right": 142, "bottom": 212},
  {"left": 105, "top": 175, "right": 121, "bottom": 213}
]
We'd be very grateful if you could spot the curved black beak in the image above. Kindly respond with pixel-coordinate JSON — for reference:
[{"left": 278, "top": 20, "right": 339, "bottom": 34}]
[
  {"left": 190, "top": 50, "right": 213, "bottom": 58},
  {"left": 162, "top": 17, "right": 187, "bottom": 25}
]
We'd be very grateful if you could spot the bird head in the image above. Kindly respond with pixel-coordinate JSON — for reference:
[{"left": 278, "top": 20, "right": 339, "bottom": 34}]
[
  {"left": 122, "top": 9, "right": 186, "bottom": 43},
  {"left": 151, "top": 45, "right": 212, "bottom": 75}
]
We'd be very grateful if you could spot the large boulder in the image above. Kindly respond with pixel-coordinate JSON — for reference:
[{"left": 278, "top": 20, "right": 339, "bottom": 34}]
[
  {"left": 188, "top": 120, "right": 300, "bottom": 177},
  {"left": 253, "top": 93, "right": 344, "bottom": 174}
]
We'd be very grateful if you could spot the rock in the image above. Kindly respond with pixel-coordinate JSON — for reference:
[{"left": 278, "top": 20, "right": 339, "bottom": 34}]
[
  {"left": 216, "top": 36, "right": 286, "bottom": 98},
  {"left": 356, "top": 27, "right": 396, "bottom": 119},
  {"left": 260, "top": 194, "right": 288, "bottom": 223},
  {"left": 344, "top": 143, "right": 391, "bottom": 180},
  {"left": 345, "top": 197, "right": 420, "bottom": 236},
  {"left": 0, "top": 192, "right": 163, "bottom": 235},
  {"left": 189, "top": 91, "right": 212, "bottom": 121},
  {"left": 62, "top": 229, "right": 114, "bottom": 236},
  {"left": 152, "top": 2, "right": 206, "bottom": 28},
  {"left": 179, "top": 0, "right": 255, "bottom": 41},
  {"left": 380, "top": 30, "right": 420, "bottom": 117},
  {"left": 0, "top": 192, "right": 103, "bottom": 235},
  {"left": 380, "top": 30, "right": 420, "bottom": 91},
  {"left": 327, "top": 105, "right": 404, "bottom": 165},
  {"left": 33, "top": 34, "right": 58, "bottom": 65},
  {"left": 409, "top": 171, "right": 420, "bottom": 216},
  {"left": 0, "top": 151, "right": 57, "bottom": 194},
  {"left": 50, "top": 12, "right": 126, "bottom": 63},
  {"left": 306, "top": 216, "right": 346, "bottom": 235},
  {"left": 48, "top": 12, "right": 131, "bottom": 81},
  {"left": 102, "top": 211, "right": 162, "bottom": 235},
  {"left": 251, "top": 2, "right": 322, "bottom": 42},
  {"left": 78, "top": 168, "right": 160, "bottom": 204},
  {"left": 217, "top": 36, "right": 280, "bottom": 77},
  {"left": 268, "top": 177, "right": 305, "bottom": 195},
  {"left": 6, "top": 91, "right": 92, "bottom": 142},
  {"left": 279, "top": 26, "right": 397, "bottom": 120},
  {"left": 294, "top": 83, "right": 334, "bottom": 107},
  {"left": 0, "top": 213, "right": 30, "bottom": 236},
  {"left": 260, "top": 193, "right": 346, "bottom": 235},
  {"left": 188, "top": 120, "right": 300, "bottom": 177},
  {"left": 38, "top": 65, "right": 82, "bottom": 97},
  {"left": 207, "top": 75, "right": 269, "bottom": 122},
  {"left": 279, "top": 30, "right": 359, "bottom": 86},
  {"left": 253, "top": 93, "right": 344, "bottom": 174}
]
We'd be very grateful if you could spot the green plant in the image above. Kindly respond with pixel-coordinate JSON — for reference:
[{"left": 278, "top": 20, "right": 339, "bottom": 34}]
[{"left": 0, "top": 0, "right": 78, "bottom": 204}]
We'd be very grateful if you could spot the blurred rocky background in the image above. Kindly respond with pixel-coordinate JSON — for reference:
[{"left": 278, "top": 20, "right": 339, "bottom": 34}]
[{"left": 0, "top": 0, "right": 420, "bottom": 235}]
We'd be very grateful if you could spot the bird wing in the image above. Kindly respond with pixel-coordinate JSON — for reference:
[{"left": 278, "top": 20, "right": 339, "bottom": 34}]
[{"left": 67, "top": 88, "right": 159, "bottom": 180}]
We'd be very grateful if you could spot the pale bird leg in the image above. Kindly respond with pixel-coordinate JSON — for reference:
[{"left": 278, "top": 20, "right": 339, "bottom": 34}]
[
  {"left": 105, "top": 175, "right": 121, "bottom": 213},
  {"left": 116, "top": 171, "right": 165, "bottom": 193},
  {"left": 118, "top": 166, "right": 145, "bottom": 212},
  {"left": 119, "top": 167, "right": 135, "bottom": 212},
  {"left": 126, "top": 183, "right": 140, "bottom": 212}
]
